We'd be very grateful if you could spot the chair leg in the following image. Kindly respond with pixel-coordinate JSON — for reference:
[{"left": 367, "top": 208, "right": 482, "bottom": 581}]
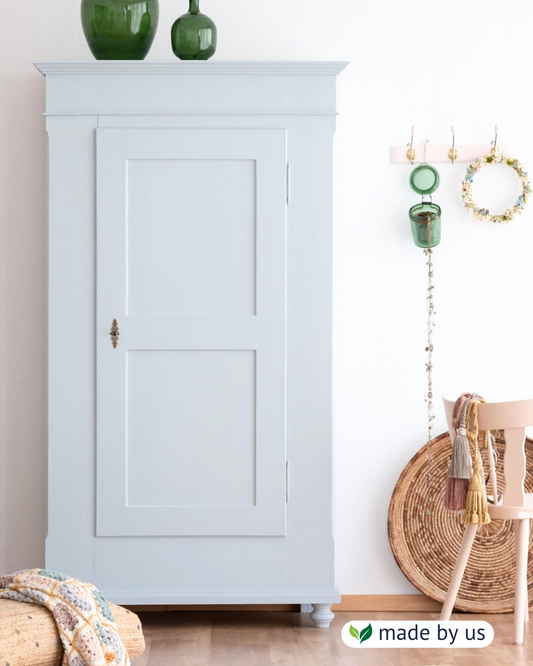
[
  {"left": 526, "top": 574, "right": 529, "bottom": 623},
  {"left": 522, "top": 520, "right": 530, "bottom": 623},
  {"left": 514, "top": 518, "right": 530, "bottom": 644},
  {"left": 440, "top": 524, "right": 478, "bottom": 621}
]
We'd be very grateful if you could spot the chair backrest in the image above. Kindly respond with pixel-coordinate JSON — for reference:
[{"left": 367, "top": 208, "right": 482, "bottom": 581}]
[{"left": 443, "top": 397, "right": 533, "bottom": 507}]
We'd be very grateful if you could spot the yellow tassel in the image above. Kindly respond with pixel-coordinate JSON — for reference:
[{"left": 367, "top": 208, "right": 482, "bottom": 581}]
[{"left": 461, "top": 461, "right": 491, "bottom": 525}]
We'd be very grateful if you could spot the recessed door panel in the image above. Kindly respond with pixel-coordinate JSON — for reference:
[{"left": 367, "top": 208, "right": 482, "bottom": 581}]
[
  {"left": 127, "top": 159, "right": 256, "bottom": 316},
  {"left": 96, "top": 128, "right": 287, "bottom": 536},
  {"left": 127, "top": 350, "right": 256, "bottom": 508}
]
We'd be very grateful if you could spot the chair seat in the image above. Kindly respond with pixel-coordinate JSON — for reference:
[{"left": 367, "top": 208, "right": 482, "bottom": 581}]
[
  {"left": 457, "top": 495, "right": 533, "bottom": 520},
  {"left": 487, "top": 494, "right": 533, "bottom": 520}
]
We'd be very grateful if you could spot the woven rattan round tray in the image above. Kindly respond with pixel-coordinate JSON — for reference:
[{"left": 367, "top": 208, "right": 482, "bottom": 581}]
[{"left": 388, "top": 432, "right": 533, "bottom": 613}]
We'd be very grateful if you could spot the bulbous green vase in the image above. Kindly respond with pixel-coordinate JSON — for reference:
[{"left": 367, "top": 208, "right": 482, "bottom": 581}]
[
  {"left": 81, "top": 0, "right": 159, "bottom": 60},
  {"left": 171, "top": 0, "right": 217, "bottom": 61}
]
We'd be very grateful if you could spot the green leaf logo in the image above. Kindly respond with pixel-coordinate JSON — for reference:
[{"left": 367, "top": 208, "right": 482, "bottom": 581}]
[
  {"left": 359, "top": 623, "right": 373, "bottom": 645},
  {"left": 349, "top": 623, "right": 372, "bottom": 645}
]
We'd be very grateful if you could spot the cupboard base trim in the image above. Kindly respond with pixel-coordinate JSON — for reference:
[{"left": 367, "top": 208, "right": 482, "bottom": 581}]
[{"left": 104, "top": 590, "right": 341, "bottom": 606}]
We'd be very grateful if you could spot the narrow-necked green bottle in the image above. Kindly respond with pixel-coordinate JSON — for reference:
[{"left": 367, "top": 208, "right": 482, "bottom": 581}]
[{"left": 171, "top": 0, "right": 217, "bottom": 60}]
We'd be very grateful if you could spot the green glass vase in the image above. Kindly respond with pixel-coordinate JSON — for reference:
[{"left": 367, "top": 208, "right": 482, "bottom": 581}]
[
  {"left": 171, "top": 0, "right": 217, "bottom": 60},
  {"left": 81, "top": 0, "right": 159, "bottom": 60}
]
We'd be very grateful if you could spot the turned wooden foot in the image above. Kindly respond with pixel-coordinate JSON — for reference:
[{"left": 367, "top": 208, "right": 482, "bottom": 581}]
[{"left": 310, "top": 603, "right": 334, "bottom": 628}]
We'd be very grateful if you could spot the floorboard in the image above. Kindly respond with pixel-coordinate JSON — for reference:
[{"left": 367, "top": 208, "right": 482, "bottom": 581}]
[{"left": 138, "top": 610, "right": 533, "bottom": 665}]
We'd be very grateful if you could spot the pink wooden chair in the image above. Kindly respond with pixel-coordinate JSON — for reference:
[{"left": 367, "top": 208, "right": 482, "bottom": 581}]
[{"left": 441, "top": 397, "right": 533, "bottom": 644}]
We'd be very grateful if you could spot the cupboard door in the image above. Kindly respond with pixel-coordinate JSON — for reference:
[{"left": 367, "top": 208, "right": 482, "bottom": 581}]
[{"left": 96, "top": 129, "right": 287, "bottom": 536}]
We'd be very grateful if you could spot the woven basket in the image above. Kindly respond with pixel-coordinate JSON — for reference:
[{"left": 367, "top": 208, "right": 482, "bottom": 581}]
[
  {"left": 388, "top": 432, "right": 533, "bottom": 613},
  {"left": 0, "top": 600, "right": 145, "bottom": 666}
]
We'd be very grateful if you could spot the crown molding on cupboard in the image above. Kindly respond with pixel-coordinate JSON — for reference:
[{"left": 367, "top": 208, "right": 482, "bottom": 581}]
[{"left": 35, "top": 61, "right": 349, "bottom": 77}]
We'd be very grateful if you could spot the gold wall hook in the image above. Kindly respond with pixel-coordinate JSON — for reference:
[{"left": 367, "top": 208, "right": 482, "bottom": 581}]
[
  {"left": 422, "top": 138, "right": 430, "bottom": 164},
  {"left": 490, "top": 123, "right": 499, "bottom": 155},
  {"left": 448, "top": 125, "right": 458, "bottom": 164},
  {"left": 406, "top": 125, "right": 416, "bottom": 165},
  {"left": 110, "top": 319, "right": 119, "bottom": 349}
]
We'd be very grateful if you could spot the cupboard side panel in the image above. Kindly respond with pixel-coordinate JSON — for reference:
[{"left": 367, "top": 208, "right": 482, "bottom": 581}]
[
  {"left": 46, "top": 116, "right": 98, "bottom": 581},
  {"left": 285, "top": 117, "right": 337, "bottom": 592}
]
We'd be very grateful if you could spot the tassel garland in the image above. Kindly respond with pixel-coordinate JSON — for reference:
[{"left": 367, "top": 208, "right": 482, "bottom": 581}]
[
  {"left": 443, "top": 395, "right": 473, "bottom": 510},
  {"left": 444, "top": 476, "right": 470, "bottom": 510},
  {"left": 449, "top": 426, "right": 472, "bottom": 479},
  {"left": 462, "top": 460, "right": 490, "bottom": 525},
  {"left": 443, "top": 394, "right": 491, "bottom": 525}
]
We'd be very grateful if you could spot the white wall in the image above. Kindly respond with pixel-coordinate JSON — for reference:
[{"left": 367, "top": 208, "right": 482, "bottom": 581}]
[{"left": 2, "top": 0, "right": 533, "bottom": 595}]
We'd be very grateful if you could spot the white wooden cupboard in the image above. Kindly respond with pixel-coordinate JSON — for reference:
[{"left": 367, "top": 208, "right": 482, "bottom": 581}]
[{"left": 36, "top": 61, "right": 347, "bottom": 627}]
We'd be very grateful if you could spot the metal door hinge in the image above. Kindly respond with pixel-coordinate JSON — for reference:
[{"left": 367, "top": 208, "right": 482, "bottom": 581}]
[
  {"left": 286, "top": 163, "right": 291, "bottom": 205},
  {"left": 286, "top": 460, "right": 290, "bottom": 503}
]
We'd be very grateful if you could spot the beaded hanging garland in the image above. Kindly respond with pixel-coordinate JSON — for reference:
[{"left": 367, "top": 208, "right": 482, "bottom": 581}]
[{"left": 462, "top": 150, "right": 531, "bottom": 224}]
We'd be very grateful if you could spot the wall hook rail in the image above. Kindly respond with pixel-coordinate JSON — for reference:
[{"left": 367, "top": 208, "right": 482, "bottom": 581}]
[{"left": 390, "top": 125, "right": 512, "bottom": 164}]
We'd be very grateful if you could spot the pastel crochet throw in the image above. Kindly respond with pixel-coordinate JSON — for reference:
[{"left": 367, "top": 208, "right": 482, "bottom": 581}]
[{"left": 0, "top": 569, "right": 130, "bottom": 666}]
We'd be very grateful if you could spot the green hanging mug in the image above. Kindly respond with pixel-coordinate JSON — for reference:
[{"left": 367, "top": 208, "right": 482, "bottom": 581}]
[{"left": 409, "top": 202, "right": 442, "bottom": 248}]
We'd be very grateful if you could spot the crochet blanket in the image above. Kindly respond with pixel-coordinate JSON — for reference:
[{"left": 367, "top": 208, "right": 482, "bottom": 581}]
[{"left": 0, "top": 569, "right": 129, "bottom": 666}]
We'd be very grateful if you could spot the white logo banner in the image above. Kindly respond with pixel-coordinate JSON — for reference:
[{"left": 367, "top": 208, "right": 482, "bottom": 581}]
[{"left": 341, "top": 620, "right": 494, "bottom": 648}]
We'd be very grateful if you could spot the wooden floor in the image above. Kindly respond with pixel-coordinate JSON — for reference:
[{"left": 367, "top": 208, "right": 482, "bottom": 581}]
[{"left": 135, "top": 609, "right": 533, "bottom": 665}]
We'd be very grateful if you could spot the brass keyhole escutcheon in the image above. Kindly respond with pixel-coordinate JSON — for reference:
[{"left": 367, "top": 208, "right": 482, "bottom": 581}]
[{"left": 110, "top": 319, "right": 119, "bottom": 349}]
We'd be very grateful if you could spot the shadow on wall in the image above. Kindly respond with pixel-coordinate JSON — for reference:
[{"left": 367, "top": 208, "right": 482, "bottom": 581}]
[{"left": 0, "top": 71, "right": 47, "bottom": 572}]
